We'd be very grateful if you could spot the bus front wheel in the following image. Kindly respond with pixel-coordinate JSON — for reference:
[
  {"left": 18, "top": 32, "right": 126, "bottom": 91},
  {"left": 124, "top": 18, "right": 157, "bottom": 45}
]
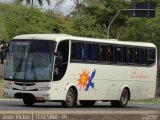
[
  {"left": 111, "top": 89, "right": 129, "bottom": 107},
  {"left": 62, "top": 88, "right": 76, "bottom": 108},
  {"left": 23, "top": 98, "right": 35, "bottom": 106}
]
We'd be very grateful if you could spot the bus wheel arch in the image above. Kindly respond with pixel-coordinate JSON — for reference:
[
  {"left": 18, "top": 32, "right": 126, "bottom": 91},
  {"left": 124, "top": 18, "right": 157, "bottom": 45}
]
[
  {"left": 124, "top": 87, "right": 131, "bottom": 100},
  {"left": 62, "top": 85, "right": 78, "bottom": 107},
  {"left": 65, "top": 85, "right": 78, "bottom": 100},
  {"left": 111, "top": 87, "right": 130, "bottom": 107},
  {"left": 119, "top": 87, "right": 130, "bottom": 107},
  {"left": 70, "top": 86, "right": 78, "bottom": 104}
]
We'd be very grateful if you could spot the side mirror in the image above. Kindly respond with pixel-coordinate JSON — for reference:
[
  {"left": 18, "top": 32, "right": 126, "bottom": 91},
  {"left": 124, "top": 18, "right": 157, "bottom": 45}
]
[
  {"left": 55, "top": 52, "right": 63, "bottom": 77},
  {"left": 0, "top": 47, "right": 9, "bottom": 64},
  {"left": 0, "top": 41, "right": 9, "bottom": 64}
]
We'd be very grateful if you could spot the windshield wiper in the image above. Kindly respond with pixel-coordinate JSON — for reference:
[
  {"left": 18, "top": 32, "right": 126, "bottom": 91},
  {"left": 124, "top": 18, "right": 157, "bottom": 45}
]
[{"left": 13, "top": 58, "right": 22, "bottom": 79}]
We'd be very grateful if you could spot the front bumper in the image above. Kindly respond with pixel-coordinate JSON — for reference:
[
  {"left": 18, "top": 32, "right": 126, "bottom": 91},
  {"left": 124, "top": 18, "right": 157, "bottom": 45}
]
[{"left": 3, "top": 88, "right": 51, "bottom": 100}]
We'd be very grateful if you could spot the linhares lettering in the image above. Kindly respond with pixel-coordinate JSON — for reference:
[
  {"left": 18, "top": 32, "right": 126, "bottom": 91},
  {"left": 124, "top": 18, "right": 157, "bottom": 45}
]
[{"left": 130, "top": 69, "right": 150, "bottom": 80}]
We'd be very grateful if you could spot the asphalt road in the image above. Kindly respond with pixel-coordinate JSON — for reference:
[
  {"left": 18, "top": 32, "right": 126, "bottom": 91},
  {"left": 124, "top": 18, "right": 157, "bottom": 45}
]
[
  {"left": 0, "top": 100, "right": 160, "bottom": 111},
  {"left": 0, "top": 100, "right": 160, "bottom": 120}
]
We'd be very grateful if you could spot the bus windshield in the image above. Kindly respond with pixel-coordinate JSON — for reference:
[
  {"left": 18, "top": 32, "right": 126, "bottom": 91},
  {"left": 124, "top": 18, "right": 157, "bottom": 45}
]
[{"left": 4, "top": 40, "right": 56, "bottom": 82}]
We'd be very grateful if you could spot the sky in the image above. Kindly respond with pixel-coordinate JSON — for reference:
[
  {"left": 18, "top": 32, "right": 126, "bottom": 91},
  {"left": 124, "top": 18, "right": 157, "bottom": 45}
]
[
  {"left": 43, "top": 0, "right": 75, "bottom": 14},
  {"left": 0, "top": 0, "right": 75, "bottom": 15}
]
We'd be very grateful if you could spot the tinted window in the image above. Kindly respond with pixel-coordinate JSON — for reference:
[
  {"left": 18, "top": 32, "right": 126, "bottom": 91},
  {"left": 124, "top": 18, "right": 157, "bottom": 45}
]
[
  {"left": 86, "top": 44, "right": 92, "bottom": 61},
  {"left": 128, "top": 47, "right": 139, "bottom": 64},
  {"left": 123, "top": 47, "right": 127, "bottom": 63},
  {"left": 148, "top": 48, "right": 155, "bottom": 65},
  {"left": 71, "top": 42, "right": 84, "bottom": 61},
  {"left": 115, "top": 46, "right": 123, "bottom": 63},
  {"left": 71, "top": 41, "right": 156, "bottom": 67},
  {"left": 86, "top": 44, "right": 99, "bottom": 61},
  {"left": 92, "top": 44, "right": 99, "bottom": 61},
  {"left": 100, "top": 45, "right": 113, "bottom": 62},
  {"left": 29, "top": 41, "right": 54, "bottom": 53},
  {"left": 140, "top": 48, "right": 147, "bottom": 65}
]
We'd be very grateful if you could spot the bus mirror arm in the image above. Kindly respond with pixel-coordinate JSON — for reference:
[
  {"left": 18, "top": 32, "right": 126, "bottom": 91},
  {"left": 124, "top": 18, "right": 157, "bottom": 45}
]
[{"left": 55, "top": 52, "right": 63, "bottom": 77}]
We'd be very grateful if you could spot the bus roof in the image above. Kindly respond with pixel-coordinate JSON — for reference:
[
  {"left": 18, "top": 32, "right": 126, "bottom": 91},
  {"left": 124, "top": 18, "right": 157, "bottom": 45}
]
[{"left": 13, "top": 34, "right": 156, "bottom": 48}]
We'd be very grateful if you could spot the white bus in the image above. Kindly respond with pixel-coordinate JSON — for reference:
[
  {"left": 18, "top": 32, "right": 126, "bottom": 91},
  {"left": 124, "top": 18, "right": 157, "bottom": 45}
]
[{"left": 3, "top": 34, "right": 157, "bottom": 107}]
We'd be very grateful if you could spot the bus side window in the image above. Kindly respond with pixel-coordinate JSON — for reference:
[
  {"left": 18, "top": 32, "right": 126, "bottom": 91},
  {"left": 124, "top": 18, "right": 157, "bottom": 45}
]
[
  {"left": 86, "top": 44, "right": 92, "bottom": 61},
  {"left": 139, "top": 48, "right": 147, "bottom": 65},
  {"left": 135, "top": 48, "right": 139, "bottom": 64},
  {"left": 92, "top": 44, "right": 99, "bottom": 61},
  {"left": 115, "top": 46, "right": 123, "bottom": 63},
  {"left": 101, "top": 45, "right": 107, "bottom": 61},
  {"left": 109, "top": 46, "right": 114, "bottom": 62},
  {"left": 85, "top": 43, "right": 99, "bottom": 62},
  {"left": 100, "top": 45, "right": 113, "bottom": 63},
  {"left": 128, "top": 47, "right": 139, "bottom": 64},
  {"left": 77, "top": 43, "right": 85, "bottom": 61},
  {"left": 71, "top": 43, "right": 77, "bottom": 60},
  {"left": 123, "top": 47, "right": 127, "bottom": 63},
  {"left": 71, "top": 42, "right": 84, "bottom": 62},
  {"left": 148, "top": 48, "right": 155, "bottom": 65}
]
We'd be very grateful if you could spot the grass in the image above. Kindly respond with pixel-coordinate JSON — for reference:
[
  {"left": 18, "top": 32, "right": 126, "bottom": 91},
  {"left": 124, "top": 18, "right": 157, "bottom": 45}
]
[
  {"left": 129, "top": 98, "right": 160, "bottom": 104},
  {"left": 0, "top": 77, "right": 3, "bottom": 99}
]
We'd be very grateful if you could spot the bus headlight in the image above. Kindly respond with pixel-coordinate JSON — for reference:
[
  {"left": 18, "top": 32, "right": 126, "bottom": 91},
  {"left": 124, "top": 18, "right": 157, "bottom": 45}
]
[
  {"left": 37, "top": 87, "right": 51, "bottom": 91},
  {"left": 4, "top": 84, "right": 13, "bottom": 90}
]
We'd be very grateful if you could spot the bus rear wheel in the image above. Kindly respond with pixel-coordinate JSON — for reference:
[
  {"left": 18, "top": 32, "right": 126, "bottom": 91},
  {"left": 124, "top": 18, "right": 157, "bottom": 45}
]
[
  {"left": 111, "top": 89, "right": 129, "bottom": 107},
  {"left": 80, "top": 101, "right": 96, "bottom": 107},
  {"left": 23, "top": 98, "right": 35, "bottom": 106},
  {"left": 62, "top": 88, "right": 76, "bottom": 108}
]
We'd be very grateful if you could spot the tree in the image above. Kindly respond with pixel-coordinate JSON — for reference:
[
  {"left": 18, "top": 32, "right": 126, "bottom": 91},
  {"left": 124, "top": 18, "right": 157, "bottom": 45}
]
[
  {"left": 0, "top": 3, "right": 64, "bottom": 41},
  {"left": 122, "top": 1, "right": 160, "bottom": 57},
  {"left": 15, "top": 0, "right": 51, "bottom": 6},
  {"left": 68, "top": 0, "right": 130, "bottom": 38},
  {"left": 0, "top": 12, "right": 9, "bottom": 41}
]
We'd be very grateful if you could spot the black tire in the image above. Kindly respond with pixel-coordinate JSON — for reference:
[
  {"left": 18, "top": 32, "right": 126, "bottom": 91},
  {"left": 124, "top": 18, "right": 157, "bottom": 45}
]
[
  {"left": 62, "top": 88, "right": 76, "bottom": 108},
  {"left": 23, "top": 98, "right": 35, "bottom": 107},
  {"left": 111, "top": 89, "right": 129, "bottom": 107},
  {"left": 80, "top": 101, "right": 96, "bottom": 107}
]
